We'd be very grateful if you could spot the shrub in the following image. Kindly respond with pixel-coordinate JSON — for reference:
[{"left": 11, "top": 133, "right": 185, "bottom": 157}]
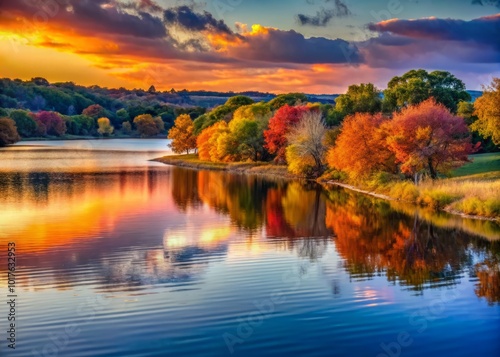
[{"left": 0, "top": 118, "right": 21, "bottom": 146}]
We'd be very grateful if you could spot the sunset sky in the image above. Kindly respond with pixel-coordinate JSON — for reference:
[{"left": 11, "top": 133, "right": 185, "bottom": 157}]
[{"left": 0, "top": 0, "right": 499, "bottom": 93}]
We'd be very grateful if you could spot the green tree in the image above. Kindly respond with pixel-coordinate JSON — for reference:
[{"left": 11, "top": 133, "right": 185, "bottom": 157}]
[
  {"left": 383, "top": 69, "right": 470, "bottom": 113},
  {"left": 226, "top": 103, "right": 272, "bottom": 161},
  {"left": 335, "top": 83, "right": 382, "bottom": 116},
  {"left": 0, "top": 118, "right": 21, "bottom": 146},
  {"left": 121, "top": 121, "right": 132, "bottom": 135},
  {"left": 269, "top": 93, "right": 308, "bottom": 110},
  {"left": 457, "top": 101, "right": 476, "bottom": 125},
  {"left": 193, "top": 96, "right": 255, "bottom": 134},
  {"left": 9, "top": 110, "right": 37, "bottom": 137},
  {"left": 116, "top": 108, "right": 129, "bottom": 122}
]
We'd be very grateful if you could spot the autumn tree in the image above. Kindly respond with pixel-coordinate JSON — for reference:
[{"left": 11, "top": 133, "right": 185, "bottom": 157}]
[
  {"left": 335, "top": 83, "right": 382, "bottom": 116},
  {"left": 386, "top": 98, "right": 476, "bottom": 179},
  {"left": 0, "top": 118, "right": 21, "bottom": 146},
  {"left": 196, "top": 121, "right": 230, "bottom": 162},
  {"left": 383, "top": 69, "right": 470, "bottom": 113},
  {"left": 327, "top": 113, "right": 395, "bottom": 179},
  {"left": 9, "top": 109, "right": 37, "bottom": 137},
  {"left": 473, "top": 78, "right": 500, "bottom": 146},
  {"left": 82, "top": 104, "right": 107, "bottom": 119},
  {"left": 168, "top": 114, "right": 197, "bottom": 154},
  {"left": 286, "top": 111, "right": 328, "bottom": 177},
  {"left": 33, "top": 111, "right": 66, "bottom": 136},
  {"left": 97, "top": 117, "right": 114, "bottom": 136},
  {"left": 264, "top": 105, "right": 313, "bottom": 163},
  {"left": 133, "top": 114, "right": 162, "bottom": 137}
]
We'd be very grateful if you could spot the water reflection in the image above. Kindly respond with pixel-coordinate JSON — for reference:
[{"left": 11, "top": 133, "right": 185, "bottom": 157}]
[{"left": 0, "top": 164, "right": 499, "bottom": 304}]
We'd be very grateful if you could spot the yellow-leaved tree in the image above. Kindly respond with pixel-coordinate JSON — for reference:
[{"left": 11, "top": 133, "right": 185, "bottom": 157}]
[
  {"left": 473, "top": 78, "right": 500, "bottom": 146},
  {"left": 97, "top": 117, "right": 114, "bottom": 136},
  {"left": 168, "top": 114, "right": 197, "bottom": 154}
]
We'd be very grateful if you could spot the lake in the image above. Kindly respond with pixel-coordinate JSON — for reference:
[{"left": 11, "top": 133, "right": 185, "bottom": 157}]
[{"left": 0, "top": 139, "right": 499, "bottom": 357}]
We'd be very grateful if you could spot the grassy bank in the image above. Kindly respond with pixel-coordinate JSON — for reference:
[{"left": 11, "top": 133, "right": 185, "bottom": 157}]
[
  {"left": 323, "top": 153, "right": 500, "bottom": 220},
  {"left": 153, "top": 154, "right": 291, "bottom": 178}
]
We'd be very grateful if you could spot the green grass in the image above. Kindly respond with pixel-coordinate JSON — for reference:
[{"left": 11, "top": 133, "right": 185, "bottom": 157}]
[{"left": 451, "top": 152, "right": 500, "bottom": 177}]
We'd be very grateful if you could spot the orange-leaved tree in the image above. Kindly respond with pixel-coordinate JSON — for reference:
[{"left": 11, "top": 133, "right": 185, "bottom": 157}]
[
  {"left": 386, "top": 98, "right": 477, "bottom": 179},
  {"left": 326, "top": 112, "right": 395, "bottom": 179},
  {"left": 196, "top": 121, "right": 230, "bottom": 161},
  {"left": 168, "top": 114, "right": 197, "bottom": 154},
  {"left": 0, "top": 118, "right": 21, "bottom": 147}
]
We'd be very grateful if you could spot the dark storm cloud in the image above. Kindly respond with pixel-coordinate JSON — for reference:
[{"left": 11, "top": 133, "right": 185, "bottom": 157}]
[
  {"left": 163, "top": 5, "right": 237, "bottom": 36},
  {"left": 232, "top": 28, "right": 362, "bottom": 64},
  {"left": 361, "top": 15, "right": 500, "bottom": 68},
  {"left": 1, "top": 0, "right": 167, "bottom": 38},
  {"left": 367, "top": 15, "right": 500, "bottom": 49},
  {"left": 297, "top": 0, "right": 352, "bottom": 27}
]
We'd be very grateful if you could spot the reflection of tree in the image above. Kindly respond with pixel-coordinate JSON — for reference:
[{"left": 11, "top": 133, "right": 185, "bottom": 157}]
[
  {"left": 474, "top": 240, "right": 500, "bottom": 305},
  {"left": 325, "top": 189, "right": 477, "bottom": 291},
  {"left": 171, "top": 167, "right": 202, "bottom": 211},
  {"left": 197, "top": 171, "right": 271, "bottom": 231},
  {"left": 266, "top": 182, "right": 333, "bottom": 260}
]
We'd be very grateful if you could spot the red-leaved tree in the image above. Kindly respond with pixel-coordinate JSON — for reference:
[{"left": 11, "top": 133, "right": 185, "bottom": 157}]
[
  {"left": 386, "top": 98, "right": 477, "bottom": 179},
  {"left": 264, "top": 105, "right": 313, "bottom": 162},
  {"left": 34, "top": 111, "right": 66, "bottom": 136}
]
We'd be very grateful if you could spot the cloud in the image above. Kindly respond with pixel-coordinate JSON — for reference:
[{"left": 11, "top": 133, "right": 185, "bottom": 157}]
[
  {"left": 360, "top": 15, "right": 500, "bottom": 70},
  {"left": 297, "top": 0, "right": 352, "bottom": 27},
  {"left": 0, "top": 0, "right": 167, "bottom": 38},
  {"left": 472, "top": 0, "right": 500, "bottom": 7},
  {"left": 367, "top": 15, "right": 500, "bottom": 49},
  {"left": 122, "top": 0, "right": 164, "bottom": 13},
  {"left": 229, "top": 25, "right": 362, "bottom": 64},
  {"left": 163, "top": 5, "right": 237, "bottom": 37}
]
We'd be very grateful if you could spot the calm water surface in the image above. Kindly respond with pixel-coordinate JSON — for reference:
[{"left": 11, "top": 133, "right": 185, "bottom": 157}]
[{"left": 0, "top": 139, "right": 499, "bottom": 357}]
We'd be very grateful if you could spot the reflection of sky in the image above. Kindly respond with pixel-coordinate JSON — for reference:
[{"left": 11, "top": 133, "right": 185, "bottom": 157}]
[{"left": 1, "top": 143, "right": 499, "bottom": 356}]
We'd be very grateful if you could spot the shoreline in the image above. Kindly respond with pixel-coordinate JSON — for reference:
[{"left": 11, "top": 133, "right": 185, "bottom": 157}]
[
  {"left": 325, "top": 181, "right": 499, "bottom": 222},
  {"left": 152, "top": 155, "right": 294, "bottom": 179},
  {"left": 19, "top": 135, "right": 165, "bottom": 142},
  {"left": 154, "top": 154, "right": 500, "bottom": 222}
]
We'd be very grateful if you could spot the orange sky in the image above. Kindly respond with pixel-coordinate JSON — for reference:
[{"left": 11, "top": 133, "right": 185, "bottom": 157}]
[{"left": 0, "top": 1, "right": 499, "bottom": 93}]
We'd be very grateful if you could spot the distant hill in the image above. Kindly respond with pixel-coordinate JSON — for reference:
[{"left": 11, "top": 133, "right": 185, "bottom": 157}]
[{"left": 0, "top": 77, "right": 482, "bottom": 116}]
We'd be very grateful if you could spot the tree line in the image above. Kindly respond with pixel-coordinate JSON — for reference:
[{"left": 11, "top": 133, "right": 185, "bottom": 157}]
[{"left": 167, "top": 70, "right": 499, "bottom": 180}]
